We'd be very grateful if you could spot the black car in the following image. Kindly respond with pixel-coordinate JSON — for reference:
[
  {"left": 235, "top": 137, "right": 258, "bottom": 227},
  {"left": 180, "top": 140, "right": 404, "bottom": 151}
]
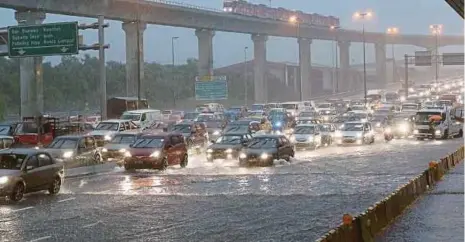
[
  {"left": 0, "top": 149, "right": 64, "bottom": 201},
  {"left": 223, "top": 120, "right": 260, "bottom": 134},
  {"left": 238, "top": 134, "right": 294, "bottom": 167},
  {"left": 206, "top": 133, "right": 253, "bottom": 162}
]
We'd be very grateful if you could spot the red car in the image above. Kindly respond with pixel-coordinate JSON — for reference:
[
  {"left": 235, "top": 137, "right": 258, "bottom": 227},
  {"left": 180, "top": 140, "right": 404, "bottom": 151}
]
[{"left": 123, "top": 133, "right": 188, "bottom": 170}]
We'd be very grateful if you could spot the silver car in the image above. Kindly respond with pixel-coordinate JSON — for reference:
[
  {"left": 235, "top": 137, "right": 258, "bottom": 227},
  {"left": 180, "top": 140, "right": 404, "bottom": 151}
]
[{"left": 289, "top": 124, "right": 322, "bottom": 150}]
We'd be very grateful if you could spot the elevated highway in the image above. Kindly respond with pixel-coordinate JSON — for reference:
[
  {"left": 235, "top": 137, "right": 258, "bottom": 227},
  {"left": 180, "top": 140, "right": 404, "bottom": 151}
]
[{"left": 0, "top": 0, "right": 462, "bottom": 48}]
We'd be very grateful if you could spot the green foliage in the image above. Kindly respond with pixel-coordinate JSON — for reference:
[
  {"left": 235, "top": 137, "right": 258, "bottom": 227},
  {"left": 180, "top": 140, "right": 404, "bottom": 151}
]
[{"left": 0, "top": 55, "right": 253, "bottom": 114}]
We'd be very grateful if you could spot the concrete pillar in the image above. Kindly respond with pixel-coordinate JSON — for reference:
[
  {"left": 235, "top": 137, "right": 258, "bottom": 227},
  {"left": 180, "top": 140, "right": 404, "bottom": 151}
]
[
  {"left": 122, "top": 21, "right": 146, "bottom": 97},
  {"left": 252, "top": 34, "right": 268, "bottom": 103},
  {"left": 195, "top": 29, "right": 215, "bottom": 77},
  {"left": 338, "top": 41, "right": 350, "bottom": 92},
  {"left": 427, "top": 47, "right": 439, "bottom": 82},
  {"left": 298, "top": 38, "right": 312, "bottom": 100},
  {"left": 375, "top": 43, "right": 387, "bottom": 88},
  {"left": 15, "top": 11, "right": 46, "bottom": 118}
]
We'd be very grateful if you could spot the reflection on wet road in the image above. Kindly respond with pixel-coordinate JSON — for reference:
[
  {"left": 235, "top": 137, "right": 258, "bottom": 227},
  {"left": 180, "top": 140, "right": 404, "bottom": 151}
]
[{"left": 0, "top": 138, "right": 462, "bottom": 241}]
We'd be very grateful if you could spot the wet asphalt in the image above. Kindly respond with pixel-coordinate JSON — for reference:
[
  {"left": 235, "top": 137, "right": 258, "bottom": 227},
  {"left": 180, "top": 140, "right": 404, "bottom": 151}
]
[{"left": 0, "top": 136, "right": 462, "bottom": 242}]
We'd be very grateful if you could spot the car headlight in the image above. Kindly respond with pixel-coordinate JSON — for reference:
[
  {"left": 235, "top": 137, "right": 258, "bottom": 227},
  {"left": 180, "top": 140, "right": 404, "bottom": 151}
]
[
  {"left": 63, "top": 151, "right": 74, "bottom": 159},
  {"left": 124, "top": 151, "right": 132, "bottom": 157},
  {"left": 150, "top": 151, "right": 160, "bottom": 157},
  {"left": 275, "top": 130, "right": 282, "bottom": 135},
  {"left": 376, "top": 122, "right": 381, "bottom": 127},
  {"left": 104, "top": 135, "right": 112, "bottom": 141},
  {"left": 290, "top": 136, "right": 296, "bottom": 142},
  {"left": 413, "top": 129, "right": 419, "bottom": 134},
  {"left": 435, "top": 130, "right": 441, "bottom": 135},
  {"left": 385, "top": 127, "right": 392, "bottom": 133},
  {"left": 356, "top": 133, "right": 363, "bottom": 138},
  {"left": 275, "top": 122, "right": 282, "bottom": 127},
  {"left": 335, "top": 131, "right": 342, "bottom": 137},
  {"left": 308, "top": 136, "right": 314, "bottom": 142},
  {"left": 207, "top": 148, "right": 213, "bottom": 153},
  {"left": 260, "top": 153, "right": 269, "bottom": 159},
  {"left": 213, "top": 130, "right": 220, "bottom": 135},
  {"left": 225, "top": 148, "right": 233, "bottom": 153},
  {"left": 239, "top": 153, "right": 246, "bottom": 159},
  {"left": 400, "top": 96, "right": 406, "bottom": 102},
  {"left": 119, "top": 148, "right": 127, "bottom": 153},
  {"left": 102, "top": 148, "right": 108, "bottom": 152},
  {"left": 0, "top": 176, "right": 9, "bottom": 184}
]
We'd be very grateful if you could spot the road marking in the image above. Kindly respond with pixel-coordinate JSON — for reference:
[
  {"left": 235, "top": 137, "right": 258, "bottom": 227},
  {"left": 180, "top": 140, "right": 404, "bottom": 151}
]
[
  {"left": 12, "top": 206, "right": 34, "bottom": 212},
  {"left": 81, "top": 220, "right": 101, "bottom": 228},
  {"left": 28, "top": 236, "right": 51, "bottom": 242},
  {"left": 57, "top": 197, "right": 75, "bottom": 203}
]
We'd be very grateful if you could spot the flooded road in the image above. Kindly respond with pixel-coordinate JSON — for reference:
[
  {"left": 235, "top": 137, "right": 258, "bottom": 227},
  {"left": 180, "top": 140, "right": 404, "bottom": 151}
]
[{"left": 0, "top": 138, "right": 462, "bottom": 241}]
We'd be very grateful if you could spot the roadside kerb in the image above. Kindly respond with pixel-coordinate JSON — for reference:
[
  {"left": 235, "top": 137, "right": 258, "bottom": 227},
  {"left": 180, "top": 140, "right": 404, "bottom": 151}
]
[
  {"left": 315, "top": 145, "right": 464, "bottom": 242},
  {"left": 64, "top": 162, "right": 119, "bottom": 178}
]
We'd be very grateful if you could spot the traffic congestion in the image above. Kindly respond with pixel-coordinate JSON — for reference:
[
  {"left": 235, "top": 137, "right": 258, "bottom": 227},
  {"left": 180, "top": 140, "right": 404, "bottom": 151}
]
[{"left": 0, "top": 77, "right": 462, "bottom": 202}]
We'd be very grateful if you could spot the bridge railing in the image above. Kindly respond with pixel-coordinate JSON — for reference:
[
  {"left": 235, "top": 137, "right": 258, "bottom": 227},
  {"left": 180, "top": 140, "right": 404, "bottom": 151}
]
[{"left": 148, "top": 0, "right": 223, "bottom": 13}]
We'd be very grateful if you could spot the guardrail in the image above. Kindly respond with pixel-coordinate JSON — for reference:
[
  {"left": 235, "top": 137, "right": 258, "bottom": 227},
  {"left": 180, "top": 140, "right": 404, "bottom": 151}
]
[{"left": 315, "top": 145, "right": 464, "bottom": 242}]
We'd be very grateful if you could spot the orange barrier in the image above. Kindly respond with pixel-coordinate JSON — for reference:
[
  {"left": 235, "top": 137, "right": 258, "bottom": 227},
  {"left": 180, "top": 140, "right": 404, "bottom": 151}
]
[{"left": 315, "top": 145, "right": 464, "bottom": 242}]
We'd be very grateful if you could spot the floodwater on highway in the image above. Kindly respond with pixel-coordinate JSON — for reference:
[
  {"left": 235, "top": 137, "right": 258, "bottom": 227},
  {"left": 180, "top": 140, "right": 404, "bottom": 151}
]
[{"left": 0, "top": 137, "right": 462, "bottom": 241}]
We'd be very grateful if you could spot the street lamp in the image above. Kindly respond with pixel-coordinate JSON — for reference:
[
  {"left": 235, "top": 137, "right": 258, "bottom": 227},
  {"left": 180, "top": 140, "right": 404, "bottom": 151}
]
[
  {"left": 353, "top": 11, "right": 373, "bottom": 106},
  {"left": 289, "top": 15, "right": 303, "bottom": 101},
  {"left": 171, "top": 37, "right": 179, "bottom": 67},
  {"left": 430, "top": 24, "right": 442, "bottom": 85},
  {"left": 386, "top": 27, "right": 399, "bottom": 83},
  {"left": 244, "top": 46, "right": 249, "bottom": 106},
  {"left": 330, "top": 25, "right": 340, "bottom": 94}
]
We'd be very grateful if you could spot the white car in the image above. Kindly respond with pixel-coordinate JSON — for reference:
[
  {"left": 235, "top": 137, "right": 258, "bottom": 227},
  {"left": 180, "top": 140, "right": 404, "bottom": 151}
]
[
  {"left": 334, "top": 121, "right": 375, "bottom": 145},
  {"left": 289, "top": 124, "right": 322, "bottom": 150}
]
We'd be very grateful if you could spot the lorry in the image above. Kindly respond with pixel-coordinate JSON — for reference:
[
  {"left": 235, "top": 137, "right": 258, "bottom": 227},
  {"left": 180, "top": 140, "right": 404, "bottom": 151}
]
[{"left": 413, "top": 107, "right": 463, "bottom": 140}]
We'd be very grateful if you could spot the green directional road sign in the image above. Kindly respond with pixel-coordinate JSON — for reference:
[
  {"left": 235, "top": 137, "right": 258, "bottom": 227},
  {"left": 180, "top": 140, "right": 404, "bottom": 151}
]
[{"left": 8, "top": 22, "right": 78, "bottom": 58}]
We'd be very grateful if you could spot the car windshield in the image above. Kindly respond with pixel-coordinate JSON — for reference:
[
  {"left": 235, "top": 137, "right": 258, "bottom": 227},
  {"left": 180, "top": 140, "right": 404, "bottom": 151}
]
[
  {"left": 294, "top": 126, "right": 315, "bottom": 134},
  {"left": 111, "top": 134, "right": 136, "bottom": 144},
  {"left": 251, "top": 104, "right": 264, "bottom": 110},
  {"left": 319, "top": 125, "right": 332, "bottom": 132},
  {"left": 215, "top": 135, "right": 242, "bottom": 144},
  {"left": 248, "top": 137, "right": 278, "bottom": 148},
  {"left": 415, "top": 112, "right": 444, "bottom": 124},
  {"left": 0, "top": 154, "right": 27, "bottom": 170},
  {"left": 249, "top": 111, "right": 263, "bottom": 116},
  {"left": 402, "top": 105, "right": 418, "bottom": 110},
  {"left": 197, "top": 115, "right": 215, "bottom": 121},
  {"left": 15, "top": 122, "right": 38, "bottom": 134},
  {"left": 95, "top": 122, "right": 119, "bottom": 131},
  {"left": 228, "top": 107, "right": 242, "bottom": 112},
  {"left": 184, "top": 112, "right": 199, "bottom": 120},
  {"left": 224, "top": 124, "right": 249, "bottom": 133},
  {"left": 172, "top": 124, "right": 192, "bottom": 133},
  {"left": 282, "top": 104, "right": 297, "bottom": 109},
  {"left": 0, "top": 125, "right": 10, "bottom": 135},
  {"left": 318, "top": 110, "right": 336, "bottom": 115},
  {"left": 132, "top": 138, "right": 164, "bottom": 148},
  {"left": 162, "top": 110, "right": 172, "bottom": 115},
  {"left": 299, "top": 112, "right": 315, "bottom": 117},
  {"left": 317, "top": 104, "right": 331, "bottom": 109},
  {"left": 47, "top": 138, "right": 78, "bottom": 149},
  {"left": 341, "top": 123, "right": 364, "bottom": 131},
  {"left": 120, "top": 113, "right": 141, "bottom": 121}
]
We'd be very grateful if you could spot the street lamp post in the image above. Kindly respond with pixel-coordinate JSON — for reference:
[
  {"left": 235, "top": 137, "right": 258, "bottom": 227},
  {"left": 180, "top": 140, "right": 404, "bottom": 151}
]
[
  {"left": 244, "top": 46, "right": 248, "bottom": 105},
  {"left": 171, "top": 36, "right": 179, "bottom": 107},
  {"left": 289, "top": 15, "right": 303, "bottom": 101},
  {"left": 387, "top": 27, "right": 399, "bottom": 83},
  {"left": 430, "top": 24, "right": 442, "bottom": 85},
  {"left": 353, "top": 11, "right": 373, "bottom": 106},
  {"left": 330, "top": 25, "right": 340, "bottom": 94}
]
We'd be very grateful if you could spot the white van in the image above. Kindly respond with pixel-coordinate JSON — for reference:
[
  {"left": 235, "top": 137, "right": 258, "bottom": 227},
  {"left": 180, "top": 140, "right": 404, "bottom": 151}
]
[{"left": 120, "top": 109, "right": 162, "bottom": 128}]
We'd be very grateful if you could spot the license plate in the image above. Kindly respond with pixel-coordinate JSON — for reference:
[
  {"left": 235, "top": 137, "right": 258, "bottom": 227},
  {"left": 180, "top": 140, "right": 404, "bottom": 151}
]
[
  {"left": 248, "top": 159, "right": 258, "bottom": 163},
  {"left": 135, "top": 160, "right": 143, "bottom": 164}
]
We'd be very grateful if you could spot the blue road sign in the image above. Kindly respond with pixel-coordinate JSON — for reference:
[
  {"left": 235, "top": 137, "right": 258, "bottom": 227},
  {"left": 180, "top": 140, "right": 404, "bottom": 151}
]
[{"left": 195, "top": 76, "right": 228, "bottom": 100}]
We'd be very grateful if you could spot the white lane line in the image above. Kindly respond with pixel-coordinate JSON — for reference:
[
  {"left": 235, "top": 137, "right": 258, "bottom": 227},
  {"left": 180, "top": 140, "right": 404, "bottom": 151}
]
[
  {"left": 57, "top": 197, "right": 76, "bottom": 203},
  {"left": 28, "top": 236, "right": 51, "bottom": 242},
  {"left": 81, "top": 220, "right": 102, "bottom": 228},
  {"left": 12, "top": 206, "right": 34, "bottom": 212}
]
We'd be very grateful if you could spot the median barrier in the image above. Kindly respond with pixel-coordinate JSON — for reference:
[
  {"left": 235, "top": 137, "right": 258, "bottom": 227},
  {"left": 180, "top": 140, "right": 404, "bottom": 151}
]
[{"left": 315, "top": 145, "right": 464, "bottom": 242}]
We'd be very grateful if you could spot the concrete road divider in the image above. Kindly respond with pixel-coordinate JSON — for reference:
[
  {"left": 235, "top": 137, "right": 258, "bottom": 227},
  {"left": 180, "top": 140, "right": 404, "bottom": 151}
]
[
  {"left": 315, "top": 145, "right": 464, "bottom": 242},
  {"left": 64, "top": 162, "right": 119, "bottom": 178}
]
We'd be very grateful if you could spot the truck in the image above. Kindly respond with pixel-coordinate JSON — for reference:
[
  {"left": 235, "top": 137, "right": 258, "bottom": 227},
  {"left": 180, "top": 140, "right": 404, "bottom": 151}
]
[
  {"left": 106, "top": 97, "right": 149, "bottom": 119},
  {"left": 413, "top": 107, "right": 463, "bottom": 140}
]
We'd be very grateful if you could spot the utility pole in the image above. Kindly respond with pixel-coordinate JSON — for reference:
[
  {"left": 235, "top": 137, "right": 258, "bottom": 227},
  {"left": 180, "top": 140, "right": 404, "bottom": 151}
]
[
  {"left": 244, "top": 46, "right": 248, "bottom": 106},
  {"left": 404, "top": 54, "right": 409, "bottom": 99},
  {"left": 98, "top": 16, "right": 107, "bottom": 120}
]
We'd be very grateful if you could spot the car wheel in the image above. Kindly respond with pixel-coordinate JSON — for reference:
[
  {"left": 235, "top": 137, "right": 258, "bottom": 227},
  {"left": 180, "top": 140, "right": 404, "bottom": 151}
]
[
  {"left": 160, "top": 157, "right": 169, "bottom": 170},
  {"left": 180, "top": 154, "right": 188, "bottom": 168},
  {"left": 442, "top": 129, "right": 449, "bottom": 139},
  {"left": 48, "top": 177, "right": 62, "bottom": 195},
  {"left": 9, "top": 183, "right": 25, "bottom": 202},
  {"left": 94, "top": 153, "right": 102, "bottom": 163}
]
